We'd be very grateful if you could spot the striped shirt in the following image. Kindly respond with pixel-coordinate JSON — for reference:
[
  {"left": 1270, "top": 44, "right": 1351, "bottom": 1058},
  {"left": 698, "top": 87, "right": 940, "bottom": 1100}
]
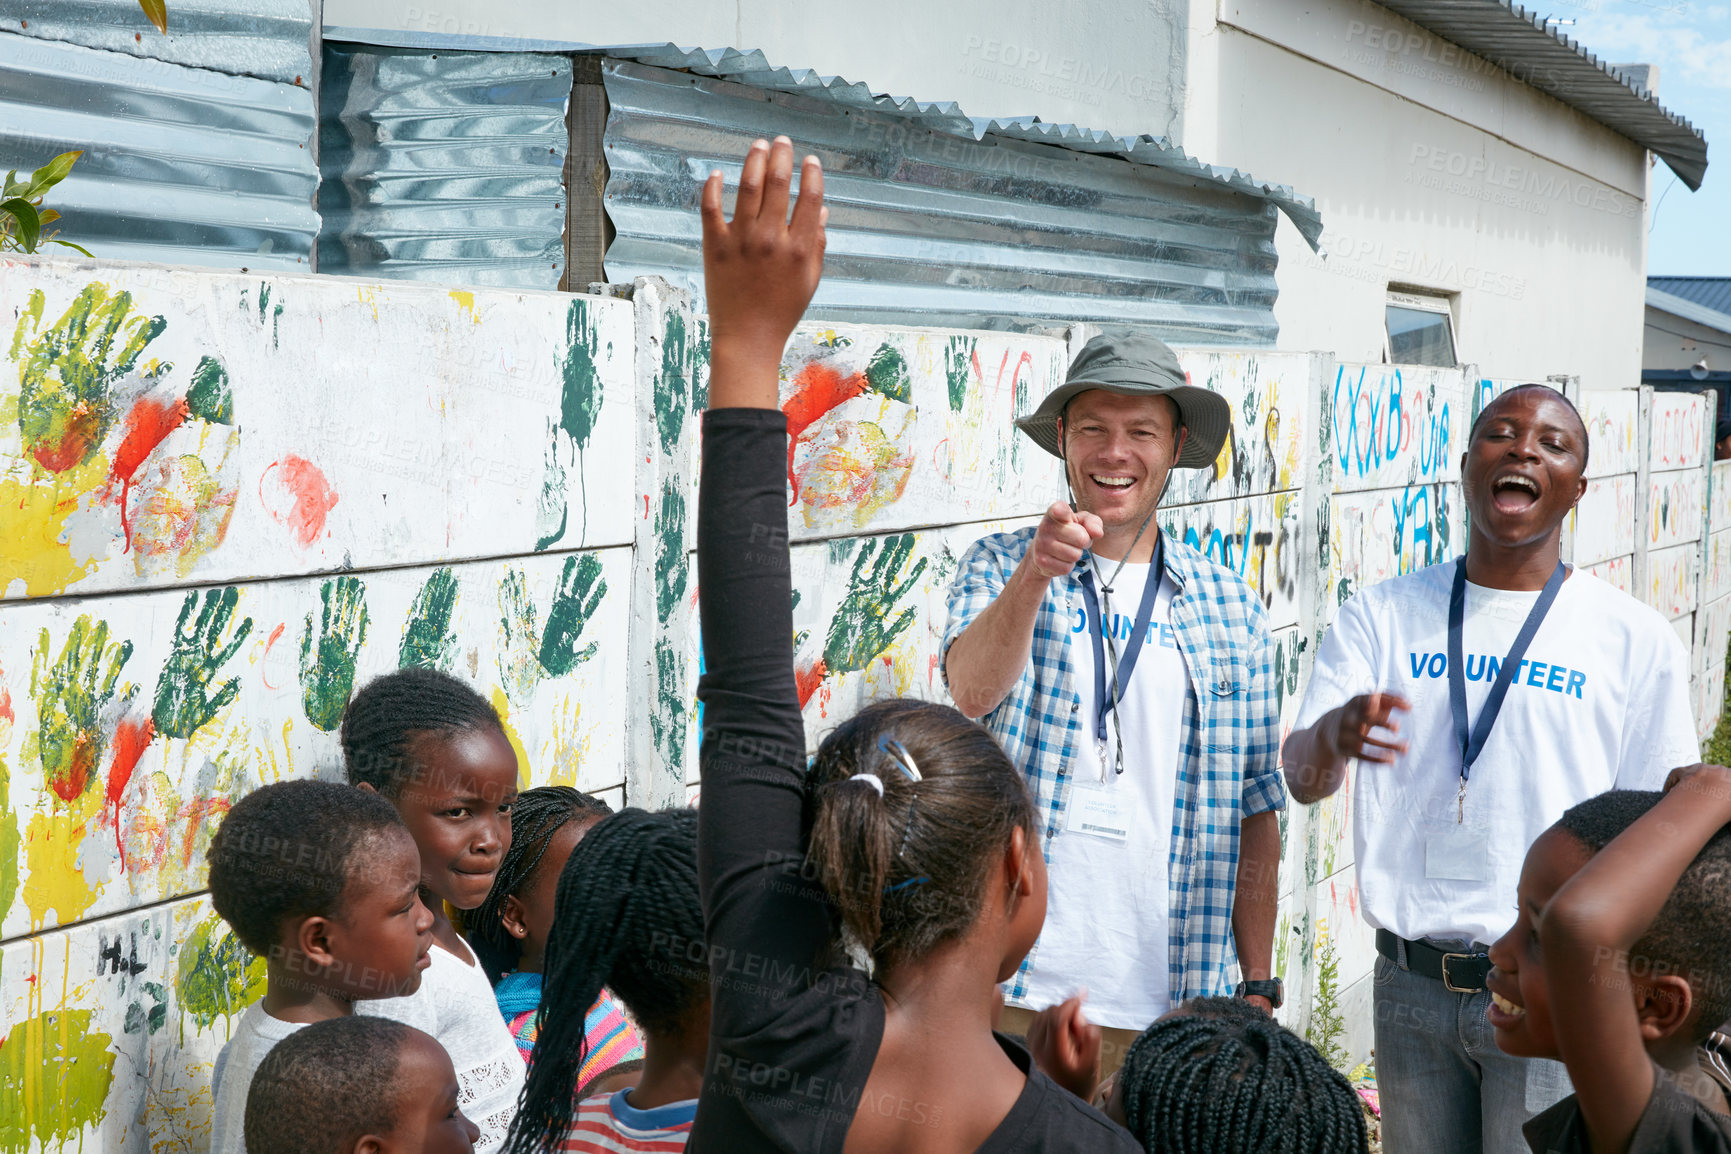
[
  {"left": 494, "top": 972, "right": 644, "bottom": 1094},
  {"left": 942, "top": 526, "right": 1286, "bottom": 1007},
  {"left": 559, "top": 1091, "right": 695, "bottom": 1153}
]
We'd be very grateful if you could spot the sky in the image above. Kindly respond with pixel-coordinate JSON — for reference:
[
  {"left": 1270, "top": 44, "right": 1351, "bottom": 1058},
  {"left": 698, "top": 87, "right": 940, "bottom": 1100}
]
[{"left": 1558, "top": 0, "right": 1731, "bottom": 274}]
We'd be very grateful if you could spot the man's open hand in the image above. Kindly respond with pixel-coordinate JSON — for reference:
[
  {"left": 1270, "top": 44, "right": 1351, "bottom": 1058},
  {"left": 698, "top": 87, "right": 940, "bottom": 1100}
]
[{"left": 1324, "top": 692, "right": 1411, "bottom": 764}]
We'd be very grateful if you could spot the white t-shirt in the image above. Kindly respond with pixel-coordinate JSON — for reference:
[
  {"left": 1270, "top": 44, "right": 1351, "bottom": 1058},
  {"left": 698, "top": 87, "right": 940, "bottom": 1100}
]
[
  {"left": 360, "top": 940, "right": 526, "bottom": 1153},
  {"left": 1295, "top": 563, "right": 1700, "bottom": 946},
  {"left": 210, "top": 1002, "right": 306, "bottom": 1154},
  {"left": 1022, "top": 563, "right": 1188, "bottom": 1029}
]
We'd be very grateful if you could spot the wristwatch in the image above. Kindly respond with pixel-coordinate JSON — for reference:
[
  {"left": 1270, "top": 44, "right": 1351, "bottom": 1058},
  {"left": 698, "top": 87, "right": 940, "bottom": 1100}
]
[{"left": 1234, "top": 978, "right": 1284, "bottom": 1009}]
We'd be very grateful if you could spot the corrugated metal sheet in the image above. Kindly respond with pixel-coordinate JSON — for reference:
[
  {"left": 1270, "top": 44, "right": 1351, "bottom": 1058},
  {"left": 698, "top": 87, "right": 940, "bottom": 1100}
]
[
  {"left": 0, "top": 0, "right": 313, "bottom": 87},
  {"left": 318, "top": 45, "right": 570, "bottom": 289},
  {"left": 1372, "top": 0, "right": 1707, "bottom": 190},
  {"left": 1650, "top": 277, "right": 1731, "bottom": 320},
  {"left": 1648, "top": 287, "right": 1731, "bottom": 339},
  {"left": 615, "top": 44, "right": 1322, "bottom": 247},
  {"left": 0, "top": 31, "right": 318, "bottom": 270},
  {"left": 603, "top": 58, "right": 1296, "bottom": 345}
]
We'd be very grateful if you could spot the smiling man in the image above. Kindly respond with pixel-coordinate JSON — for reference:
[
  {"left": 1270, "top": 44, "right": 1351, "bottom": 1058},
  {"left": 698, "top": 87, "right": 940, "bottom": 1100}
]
[
  {"left": 1282, "top": 384, "right": 1700, "bottom": 1154},
  {"left": 943, "top": 333, "right": 1286, "bottom": 1073}
]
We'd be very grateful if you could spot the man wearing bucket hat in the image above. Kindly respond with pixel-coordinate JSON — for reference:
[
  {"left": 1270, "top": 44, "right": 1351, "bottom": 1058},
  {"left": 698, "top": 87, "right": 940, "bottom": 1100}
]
[{"left": 942, "top": 332, "right": 1286, "bottom": 1073}]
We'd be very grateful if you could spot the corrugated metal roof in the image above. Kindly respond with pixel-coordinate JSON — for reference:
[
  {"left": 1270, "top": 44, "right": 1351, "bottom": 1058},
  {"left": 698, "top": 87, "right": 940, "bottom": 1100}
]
[
  {"left": 0, "top": 0, "right": 313, "bottom": 87},
  {"left": 0, "top": 31, "right": 318, "bottom": 270},
  {"left": 612, "top": 44, "right": 1322, "bottom": 247},
  {"left": 1650, "top": 277, "right": 1731, "bottom": 320},
  {"left": 1372, "top": 0, "right": 1708, "bottom": 190},
  {"left": 603, "top": 57, "right": 1299, "bottom": 345},
  {"left": 317, "top": 45, "right": 570, "bottom": 289},
  {"left": 1648, "top": 286, "right": 1731, "bottom": 339}
]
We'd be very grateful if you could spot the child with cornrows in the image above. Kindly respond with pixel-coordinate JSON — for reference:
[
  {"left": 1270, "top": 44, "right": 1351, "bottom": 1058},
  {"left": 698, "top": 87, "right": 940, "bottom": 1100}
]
[
  {"left": 343, "top": 667, "right": 525, "bottom": 1154},
  {"left": 688, "top": 137, "right": 1141, "bottom": 1153},
  {"left": 506, "top": 808, "right": 709, "bottom": 1153},
  {"left": 467, "top": 785, "right": 645, "bottom": 1096}
]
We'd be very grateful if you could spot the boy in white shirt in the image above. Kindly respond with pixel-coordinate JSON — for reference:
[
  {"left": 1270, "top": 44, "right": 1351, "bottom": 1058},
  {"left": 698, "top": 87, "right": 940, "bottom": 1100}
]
[
  {"left": 207, "top": 780, "right": 436, "bottom": 1154},
  {"left": 1283, "top": 385, "right": 1700, "bottom": 1154}
]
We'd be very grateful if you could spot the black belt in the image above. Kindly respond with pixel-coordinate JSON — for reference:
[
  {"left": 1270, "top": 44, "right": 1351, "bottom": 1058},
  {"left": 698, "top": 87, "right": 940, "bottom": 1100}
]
[{"left": 1376, "top": 929, "right": 1491, "bottom": 993}]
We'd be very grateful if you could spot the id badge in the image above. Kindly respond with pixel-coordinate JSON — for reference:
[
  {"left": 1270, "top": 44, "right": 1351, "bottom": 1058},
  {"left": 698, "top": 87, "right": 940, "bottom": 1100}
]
[
  {"left": 1425, "top": 824, "right": 1491, "bottom": 881},
  {"left": 1066, "top": 784, "right": 1130, "bottom": 843}
]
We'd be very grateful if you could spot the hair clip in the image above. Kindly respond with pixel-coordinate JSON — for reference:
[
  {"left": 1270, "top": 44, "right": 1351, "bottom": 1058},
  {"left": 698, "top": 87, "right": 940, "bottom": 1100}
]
[
  {"left": 876, "top": 735, "right": 924, "bottom": 783},
  {"left": 848, "top": 772, "right": 885, "bottom": 796}
]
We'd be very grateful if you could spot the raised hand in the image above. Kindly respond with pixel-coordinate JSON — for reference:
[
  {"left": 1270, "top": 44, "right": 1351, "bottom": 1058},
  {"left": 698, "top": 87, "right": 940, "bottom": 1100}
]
[
  {"left": 823, "top": 533, "right": 929, "bottom": 675},
  {"left": 152, "top": 587, "right": 253, "bottom": 739},
  {"left": 1324, "top": 692, "right": 1410, "bottom": 764},
  {"left": 31, "top": 615, "right": 134, "bottom": 799},
  {"left": 701, "top": 136, "right": 827, "bottom": 410},
  {"left": 13, "top": 283, "right": 166, "bottom": 473},
  {"left": 300, "top": 576, "right": 370, "bottom": 732},
  {"left": 1026, "top": 502, "right": 1105, "bottom": 581},
  {"left": 399, "top": 566, "right": 460, "bottom": 670},
  {"left": 538, "top": 553, "right": 606, "bottom": 676}
]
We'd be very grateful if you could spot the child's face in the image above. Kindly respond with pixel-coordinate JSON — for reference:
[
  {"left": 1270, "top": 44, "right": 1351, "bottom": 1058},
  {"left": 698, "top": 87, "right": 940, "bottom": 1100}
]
[
  {"left": 325, "top": 827, "right": 436, "bottom": 999},
  {"left": 502, "top": 816, "right": 597, "bottom": 973},
  {"left": 371, "top": 1032, "right": 480, "bottom": 1154},
  {"left": 395, "top": 728, "right": 519, "bottom": 910},
  {"left": 1485, "top": 826, "right": 1594, "bottom": 1058}
]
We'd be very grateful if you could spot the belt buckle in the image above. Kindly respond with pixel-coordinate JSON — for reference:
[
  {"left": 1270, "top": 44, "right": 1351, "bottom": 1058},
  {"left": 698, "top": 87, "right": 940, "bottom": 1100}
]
[{"left": 1440, "top": 952, "right": 1487, "bottom": 993}]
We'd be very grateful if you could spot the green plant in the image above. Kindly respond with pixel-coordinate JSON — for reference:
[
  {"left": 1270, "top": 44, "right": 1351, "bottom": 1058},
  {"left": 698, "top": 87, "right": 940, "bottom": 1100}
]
[
  {"left": 1307, "top": 928, "right": 1351, "bottom": 1071},
  {"left": 1705, "top": 636, "right": 1731, "bottom": 766},
  {"left": 1, "top": 152, "right": 93, "bottom": 257}
]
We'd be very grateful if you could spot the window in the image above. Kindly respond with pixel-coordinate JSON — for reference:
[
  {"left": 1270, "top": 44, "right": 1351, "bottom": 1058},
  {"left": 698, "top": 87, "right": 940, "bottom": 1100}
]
[{"left": 1385, "top": 291, "right": 1458, "bottom": 367}]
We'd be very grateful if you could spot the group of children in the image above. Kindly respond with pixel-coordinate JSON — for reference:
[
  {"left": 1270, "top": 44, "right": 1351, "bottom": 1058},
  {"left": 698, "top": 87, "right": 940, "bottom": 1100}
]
[{"left": 198, "top": 137, "right": 1731, "bottom": 1154}]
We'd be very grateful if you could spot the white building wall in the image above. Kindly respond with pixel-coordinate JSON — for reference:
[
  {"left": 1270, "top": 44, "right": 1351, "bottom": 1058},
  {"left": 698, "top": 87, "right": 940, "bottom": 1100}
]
[{"left": 1193, "top": 0, "right": 1651, "bottom": 386}]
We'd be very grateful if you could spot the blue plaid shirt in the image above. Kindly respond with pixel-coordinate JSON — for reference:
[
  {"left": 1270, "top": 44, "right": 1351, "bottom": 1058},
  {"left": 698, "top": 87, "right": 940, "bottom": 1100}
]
[{"left": 941, "top": 526, "right": 1286, "bottom": 1007}]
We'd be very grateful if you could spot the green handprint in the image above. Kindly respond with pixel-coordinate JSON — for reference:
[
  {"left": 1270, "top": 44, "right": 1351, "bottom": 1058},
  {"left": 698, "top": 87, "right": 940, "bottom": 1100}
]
[
  {"left": 539, "top": 553, "right": 607, "bottom": 677},
  {"left": 10, "top": 283, "right": 167, "bottom": 473},
  {"left": 31, "top": 615, "right": 134, "bottom": 800},
  {"left": 152, "top": 587, "right": 253, "bottom": 740},
  {"left": 822, "top": 533, "right": 929, "bottom": 675},
  {"left": 496, "top": 566, "right": 541, "bottom": 706},
  {"left": 400, "top": 567, "right": 460, "bottom": 670},
  {"left": 300, "top": 576, "right": 370, "bottom": 732}
]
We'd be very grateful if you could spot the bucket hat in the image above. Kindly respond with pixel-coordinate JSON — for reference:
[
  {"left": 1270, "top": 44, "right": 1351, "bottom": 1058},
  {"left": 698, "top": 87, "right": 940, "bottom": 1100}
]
[{"left": 1015, "top": 332, "right": 1229, "bottom": 469}]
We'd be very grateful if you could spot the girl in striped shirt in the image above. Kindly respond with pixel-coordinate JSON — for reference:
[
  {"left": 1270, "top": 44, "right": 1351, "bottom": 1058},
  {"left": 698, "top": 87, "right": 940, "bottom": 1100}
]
[
  {"left": 469, "top": 787, "right": 646, "bottom": 1099},
  {"left": 505, "top": 809, "right": 709, "bottom": 1154}
]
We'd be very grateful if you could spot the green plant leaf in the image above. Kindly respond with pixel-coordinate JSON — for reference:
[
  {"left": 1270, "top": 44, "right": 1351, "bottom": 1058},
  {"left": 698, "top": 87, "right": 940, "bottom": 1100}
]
[
  {"left": 48, "top": 239, "right": 95, "bottom": 258},
  {"left": 37, "top": 208, "right": 59, "bottom": 226},
  {"left": 1, "top": 198, "right": 41, "bottom": 252},
  {"left": 136, "top": 0, "right": 167, "bottom": 33},
  {"left": 27, "top": 151, "right": 81, "bottom": 196},
  {"left": 1, "top": 171, "right": 20, "bottom": 199}
]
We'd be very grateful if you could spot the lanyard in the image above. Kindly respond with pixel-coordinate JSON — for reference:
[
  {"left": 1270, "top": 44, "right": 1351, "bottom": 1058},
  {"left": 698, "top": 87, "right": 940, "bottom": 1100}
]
[
  {"left": 1077, "top": 533, "right": 1164, "bottom": 773},
  {"left": 1446, "top": 556, "right": 1565, "bottom": 820}
]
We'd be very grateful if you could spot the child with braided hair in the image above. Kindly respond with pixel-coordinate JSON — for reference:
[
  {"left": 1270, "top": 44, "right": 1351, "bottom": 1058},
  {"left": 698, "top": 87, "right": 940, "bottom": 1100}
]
[
  {"left": 468, "top": 786, "right": 645, "bottom": 1096},
  {"left": 1053, "top": 997, "right": 1368, "bottom": 1153},
  {"left": 342, "top": 667, "right": 525, "bottom": 1154},
  {"left": 507, "top": 808, "right": 708, "bottom": 1153},
  {"left": 689, "top": 137, "right": 1140, "bottom": 1153}
]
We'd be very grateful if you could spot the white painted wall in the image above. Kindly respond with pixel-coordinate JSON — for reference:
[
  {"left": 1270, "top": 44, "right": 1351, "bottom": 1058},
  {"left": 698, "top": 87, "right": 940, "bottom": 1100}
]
[{"left": 1197, "top": 0, "right": 1651, "bottom": 387}]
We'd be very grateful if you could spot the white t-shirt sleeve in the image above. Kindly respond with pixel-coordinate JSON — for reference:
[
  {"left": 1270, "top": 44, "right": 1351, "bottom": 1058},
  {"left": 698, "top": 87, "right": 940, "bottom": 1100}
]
[
  {"left": 1613, "top": 619, "right": 1701, "bottom": 789},
  {"left": 1293, "top": 594, "right": 1382, "bottom": 733},
  {"left": 209, "top": 1004, "right": 306, "bottom": 1154}
]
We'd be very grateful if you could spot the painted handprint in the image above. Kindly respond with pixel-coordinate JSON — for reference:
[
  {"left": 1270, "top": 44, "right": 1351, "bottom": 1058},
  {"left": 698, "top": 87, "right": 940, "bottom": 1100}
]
[
  {"left": 31, "top": 615, "right": 134, "bottom": 800},
  {"left": 300, "top": 576, "right": 370, "bottom": 732},
  {"left": 822, "top": 533, "right": 929, "bottom": 676},
  {"left": 152, "top": 587, "right": 253, "bottom": 740},
  {"left": 11, "top": 283, "right": 166, "bottom": 473},
  {"left": 496, "top": 566, "right": 541, "bottom": 706},
  {"left": 400, "top": 567, "right": 460, "bottom": 670},
  {"left": 538, "top": 553, "right": 607, "bottom": 677}
]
